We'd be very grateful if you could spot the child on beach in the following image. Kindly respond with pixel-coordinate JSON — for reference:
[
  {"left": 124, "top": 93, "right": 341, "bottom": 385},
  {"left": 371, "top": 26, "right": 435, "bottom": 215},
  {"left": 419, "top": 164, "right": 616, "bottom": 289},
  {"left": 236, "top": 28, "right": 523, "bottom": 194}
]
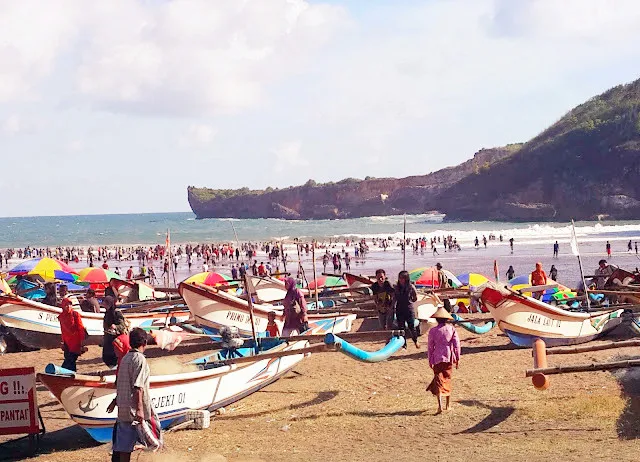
[{"left": 266, "top": 311, "right": 280, "bottom": 338}]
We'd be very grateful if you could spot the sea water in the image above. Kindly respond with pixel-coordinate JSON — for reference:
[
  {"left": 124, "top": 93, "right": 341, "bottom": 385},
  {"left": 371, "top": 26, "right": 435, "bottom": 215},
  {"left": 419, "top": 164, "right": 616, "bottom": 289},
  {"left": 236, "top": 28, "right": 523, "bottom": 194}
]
[
  {"left": 3, "top": 212, "right": 640, "bottom": 286},
  {"left": 1, "top": 212, "right": 640, "bottom": 248}
]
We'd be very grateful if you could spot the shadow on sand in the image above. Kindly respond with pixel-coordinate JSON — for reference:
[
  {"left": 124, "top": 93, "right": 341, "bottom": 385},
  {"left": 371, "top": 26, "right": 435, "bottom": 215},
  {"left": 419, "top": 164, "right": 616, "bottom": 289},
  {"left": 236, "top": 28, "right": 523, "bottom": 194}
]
[
  {"left": 455, "top": 400, "right": 515, "bottom": 434},
  {"left": 615, "top": 367, "right": 640, "bottom": 439},
  {"left": 0, "top": 424, "right": 100, "bottom": 462},
  {"left": 221, "top": 390, "right": 340, "bottom": 420}
]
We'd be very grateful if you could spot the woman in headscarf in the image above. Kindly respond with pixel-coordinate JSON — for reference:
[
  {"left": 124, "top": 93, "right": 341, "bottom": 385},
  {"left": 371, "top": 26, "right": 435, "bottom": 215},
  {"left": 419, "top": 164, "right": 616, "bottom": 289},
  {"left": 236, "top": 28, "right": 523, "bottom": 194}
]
[
  {"left": 102, "top": 295, "right": 127, "bottom": 368},
  {"left": 393, "top": 270, "right": 419, "bottom": 348},
  {"left": 282, "top": 277, "right": 308, "bottom": 336},
  {"left": 427, "top": 307, "right": 460, "bottom": 414}
]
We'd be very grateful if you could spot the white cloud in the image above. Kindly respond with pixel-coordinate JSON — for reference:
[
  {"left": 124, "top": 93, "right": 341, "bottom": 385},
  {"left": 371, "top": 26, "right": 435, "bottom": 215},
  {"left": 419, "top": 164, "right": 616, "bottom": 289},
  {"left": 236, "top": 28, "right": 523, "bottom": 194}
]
[
  {"left": 66, "top": 139, "right": 84, "bottom": 153},
  {"left": 179, "top": 124, "right": 217, "bottom": 149},
  {"left": 0, "top": 0, "right": 82, "bottom": 101},
  {"left": 272, "top": 141, "right": 307, "bottom": 173},
  {"left": 74, "top": 0, "right": 348, "bottom": 115},
  {"left": 2, "top": 115, "right": 23, "bottom": 135}
]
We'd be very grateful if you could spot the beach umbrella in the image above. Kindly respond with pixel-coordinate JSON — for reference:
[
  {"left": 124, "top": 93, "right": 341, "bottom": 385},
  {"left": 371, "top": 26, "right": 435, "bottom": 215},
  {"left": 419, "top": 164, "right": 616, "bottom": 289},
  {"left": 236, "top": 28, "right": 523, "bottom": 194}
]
[
  {"left": 0, "top": 278, "right": 11, "bottom": 294},
  {"left": 8, "top": 258, "right": 79, "bottom": 282},
  {"left": 307, "top": 276, "right": 346, "bottom": 290},
  {"left": 184, "top": 271, "right": 232, "bottom": 286},
  {"left": 409, "top": 267, "right": 439, "bottom": 287},
  {"left": 77, "top": 267, "right": 122, "bottom": 284},
  {"left": 456, "top": 273, "right": 489, "bottom": 288},
  {"left": 508, "top": 274, "right": 531, "bottom": 286}
]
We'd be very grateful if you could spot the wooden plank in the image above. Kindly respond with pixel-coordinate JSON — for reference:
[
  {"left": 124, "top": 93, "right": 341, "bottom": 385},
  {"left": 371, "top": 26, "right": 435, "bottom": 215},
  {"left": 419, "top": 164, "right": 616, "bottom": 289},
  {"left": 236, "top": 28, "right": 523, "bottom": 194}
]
[
  {"left": 546, "top": 339, "right": 640, "bottom": 355},
  {"left": 526, "top": 358, "right": 640, "bottom": 377}
]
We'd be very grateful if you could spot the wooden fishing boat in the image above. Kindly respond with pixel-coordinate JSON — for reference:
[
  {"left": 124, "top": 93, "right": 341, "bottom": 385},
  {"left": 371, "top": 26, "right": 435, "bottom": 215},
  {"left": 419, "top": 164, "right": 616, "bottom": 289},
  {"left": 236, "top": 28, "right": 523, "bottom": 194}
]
[
  {"left": 479, "top": 282, "right": 624, "bottom": 347},
  {"left": 37, "top": 317, "right": 354, "bottom": 443},
  {"left": 179, "top": 282, "right": 356, "bottom": 337},
  {"left": 0, "top": 293, "right": 190, "bottom": 350},
  {"left": 110, "top": 279, "right": 175, "bottom": 303}
]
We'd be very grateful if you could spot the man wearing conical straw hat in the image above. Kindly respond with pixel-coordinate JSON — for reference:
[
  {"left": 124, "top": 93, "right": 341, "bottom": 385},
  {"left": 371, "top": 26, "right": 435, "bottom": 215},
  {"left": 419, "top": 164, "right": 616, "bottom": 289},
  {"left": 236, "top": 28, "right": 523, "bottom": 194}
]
[{"left": 426, "top": 306, "right": 461, "bottom": 414}]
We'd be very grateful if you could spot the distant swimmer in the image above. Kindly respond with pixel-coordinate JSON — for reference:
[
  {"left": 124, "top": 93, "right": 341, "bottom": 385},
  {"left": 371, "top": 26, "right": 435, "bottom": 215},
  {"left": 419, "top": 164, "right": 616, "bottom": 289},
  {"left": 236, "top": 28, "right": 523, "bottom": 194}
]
[
  {"left": 553, "top": 241, "right": 559, "bottom": 258},
  {"left": 509, "top": 238, "right": 514, "bottom": 254}
]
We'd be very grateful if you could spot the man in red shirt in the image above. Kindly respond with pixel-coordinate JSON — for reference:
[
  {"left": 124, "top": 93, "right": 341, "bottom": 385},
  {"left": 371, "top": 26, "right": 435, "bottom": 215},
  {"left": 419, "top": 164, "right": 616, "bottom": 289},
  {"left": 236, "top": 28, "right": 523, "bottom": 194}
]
[
  {"left": 102, "top": 261, "right": 109, "bottom": 270},
  {"left": 58, "top": 297, "right": 86, "bottom": 371},
  {"left": 530, "top": 262, "right": 548, "bottom": 300},
  {"left": 126, "top": 266, "right": 134, "bottom": 280}
]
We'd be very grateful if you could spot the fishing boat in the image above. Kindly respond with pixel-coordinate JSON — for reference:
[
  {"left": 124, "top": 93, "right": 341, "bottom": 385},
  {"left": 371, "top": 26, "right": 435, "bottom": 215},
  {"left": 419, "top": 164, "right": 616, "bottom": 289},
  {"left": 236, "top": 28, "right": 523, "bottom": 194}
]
[
  {"left": 479, "top": 282, "right": 625, "bottom": 347},
  {"left": 110, "top": 279, "right": 175, "bottom": 303},
  {"left": 37, "top": 317, "right": 355, "bottom": 443},
  {"left": 179, "top": 282, "right": 356, "bottom": 337},
  {"left": 0, "top": 293, "right": 190, "bottom": 350}
]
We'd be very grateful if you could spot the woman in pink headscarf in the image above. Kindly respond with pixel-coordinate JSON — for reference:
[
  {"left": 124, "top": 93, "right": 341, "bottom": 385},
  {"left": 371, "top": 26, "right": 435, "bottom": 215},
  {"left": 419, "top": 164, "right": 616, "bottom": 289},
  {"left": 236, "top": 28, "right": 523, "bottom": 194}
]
[{"left": 282, "top": 277, "right": 308, "bottom": 336}]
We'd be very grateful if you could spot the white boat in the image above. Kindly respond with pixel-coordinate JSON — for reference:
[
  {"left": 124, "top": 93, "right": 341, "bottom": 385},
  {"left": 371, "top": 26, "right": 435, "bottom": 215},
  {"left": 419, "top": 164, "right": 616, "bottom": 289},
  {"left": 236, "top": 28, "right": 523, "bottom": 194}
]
[
  {"left": 179, "top": 282, "right": 356, "bottom": 337},
  {"left": 0, "top": 293, "right": 190, "bottom": 349},
  {"left": 479, "top": 282, "right": 624, "bottom": 347},
  {"left": 38, "top": 317, "right": 350, "bottom": 443}
]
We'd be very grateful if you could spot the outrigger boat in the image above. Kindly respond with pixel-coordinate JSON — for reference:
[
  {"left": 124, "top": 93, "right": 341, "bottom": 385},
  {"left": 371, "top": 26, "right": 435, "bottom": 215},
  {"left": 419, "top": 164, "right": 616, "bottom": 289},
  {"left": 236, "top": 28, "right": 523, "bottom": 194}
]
[
  {"left": 479, "top": 282, "right": 624, "bottom": 347},
  {"left": 38, "top": 316, "right": 358, "bottom": 443},
  {"left": 180, "top": 282, "right": 356, "bottom": 337},
  {"left": 0, "top": 293, "right": 190, "bottom": 349}
]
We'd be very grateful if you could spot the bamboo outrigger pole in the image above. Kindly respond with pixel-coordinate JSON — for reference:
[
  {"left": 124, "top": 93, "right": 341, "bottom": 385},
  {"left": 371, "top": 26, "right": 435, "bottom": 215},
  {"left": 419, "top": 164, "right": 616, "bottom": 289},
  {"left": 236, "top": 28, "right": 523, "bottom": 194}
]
[
  {"left": 571, "top": 220, "right": 590, "bottom": 309},
  {"left": 311, "top": 243, "right": 319, "bottom": 308},
  {"left": 243, "top": 273, "right": 259, "bottom": 346},
  {"left": 402, "top": 214, "right": 406, "bottom": 271}
]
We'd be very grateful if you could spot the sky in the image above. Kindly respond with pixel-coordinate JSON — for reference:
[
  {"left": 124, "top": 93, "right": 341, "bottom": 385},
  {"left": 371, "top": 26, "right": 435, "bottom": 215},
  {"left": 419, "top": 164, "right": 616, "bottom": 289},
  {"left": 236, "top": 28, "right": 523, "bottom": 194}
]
[{"left": 2, "top": 0, "right": 640, "bottom": 217}]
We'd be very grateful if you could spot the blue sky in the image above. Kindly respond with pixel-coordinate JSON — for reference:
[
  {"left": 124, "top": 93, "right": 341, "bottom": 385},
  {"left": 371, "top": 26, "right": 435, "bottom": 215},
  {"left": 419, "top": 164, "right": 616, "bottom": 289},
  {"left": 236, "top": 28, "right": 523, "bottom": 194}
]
[{"left": 1, "top": 0, "right": 640, "bottom": 217}]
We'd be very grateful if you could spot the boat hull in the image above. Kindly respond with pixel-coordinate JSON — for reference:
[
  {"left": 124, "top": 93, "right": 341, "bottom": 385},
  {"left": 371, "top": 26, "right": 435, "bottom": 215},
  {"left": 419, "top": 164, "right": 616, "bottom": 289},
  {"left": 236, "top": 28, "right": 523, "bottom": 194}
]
[
  {"left": 180, "top": 283, "right": 355, "bottom": 337},
  {"left": 480, "top": 284, "right": 624, "bottom": 346},
  {"left": 0, "top": 295, "right": 190, "bottom": 350},
  {"left": 39, "top": 340, "right": 310, "bottom": 443}
]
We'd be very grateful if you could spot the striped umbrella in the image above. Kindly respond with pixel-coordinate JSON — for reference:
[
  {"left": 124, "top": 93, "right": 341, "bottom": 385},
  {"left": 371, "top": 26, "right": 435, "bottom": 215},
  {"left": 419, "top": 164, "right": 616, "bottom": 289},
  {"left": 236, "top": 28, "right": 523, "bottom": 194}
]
[
  {"left": 77, "top": 267, "right": 122, "bottom": 284},
  {"left": 0, "top": 277, "right": 11, "bottom": 294},
  {"left": 456, "top": 273, "right": 490, "bottom": 288},
  {"left": 8, "top": 258, "right": 78, "bottom": 282},
  {"left": 184, "top": 272, "right": 232, "bottom": 286},
  {"left": 307, "top": 276, "right": 346, "bottom": 290},
  {"left": 409, "top": 267, "right": 456, "bottom": 288}
]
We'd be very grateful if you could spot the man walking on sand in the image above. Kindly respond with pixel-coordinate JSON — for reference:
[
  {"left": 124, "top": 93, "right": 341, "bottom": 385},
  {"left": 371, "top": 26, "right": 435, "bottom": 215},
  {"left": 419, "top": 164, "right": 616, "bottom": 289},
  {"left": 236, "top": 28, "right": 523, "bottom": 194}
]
[{"left": 108, "top": 327, "right": 154, "bottom": 462}]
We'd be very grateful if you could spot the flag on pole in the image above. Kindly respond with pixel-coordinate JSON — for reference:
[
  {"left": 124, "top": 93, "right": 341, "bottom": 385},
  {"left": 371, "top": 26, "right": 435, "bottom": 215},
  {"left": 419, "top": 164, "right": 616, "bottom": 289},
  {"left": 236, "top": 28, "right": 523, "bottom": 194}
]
[{"left": 570, "top": 221, "right": 580, "bottom": 256}]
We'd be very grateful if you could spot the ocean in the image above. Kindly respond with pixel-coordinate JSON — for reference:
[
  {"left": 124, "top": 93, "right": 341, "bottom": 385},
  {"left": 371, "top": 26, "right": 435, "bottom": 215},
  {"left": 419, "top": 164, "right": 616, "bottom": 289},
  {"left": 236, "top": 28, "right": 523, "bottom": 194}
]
[
  {"left": 2, "top": 212, "right": 640, "bottom": 249},
  {"left": 3, "top": 212, "right": 640, "bottom": 286}
]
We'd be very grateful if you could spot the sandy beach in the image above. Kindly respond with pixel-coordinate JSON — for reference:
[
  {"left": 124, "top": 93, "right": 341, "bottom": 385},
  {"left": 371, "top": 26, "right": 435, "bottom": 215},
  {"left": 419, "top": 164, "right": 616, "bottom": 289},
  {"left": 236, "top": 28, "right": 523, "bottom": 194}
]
[
  {"left": 2, "top": 317, "right": 640, "bottom": 461},
  {"left": 2, "top": 236, "right": 640, "bottom": 461}
]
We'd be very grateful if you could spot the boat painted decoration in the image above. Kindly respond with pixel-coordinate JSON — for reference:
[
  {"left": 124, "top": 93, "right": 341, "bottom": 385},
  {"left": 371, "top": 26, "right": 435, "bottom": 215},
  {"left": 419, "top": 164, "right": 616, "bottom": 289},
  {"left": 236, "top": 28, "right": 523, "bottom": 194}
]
[
  {"left": 479, "top": 282, "right": 624, "bottom": 347},
  {"left": 38, "top": 318, "right": 348, "bottom": 444},
  {"left": 0, "top": 294, "right": 190, "bottom": 349},
  {"left": 179, "top": 282, "right": 355, "bottom": 337}
]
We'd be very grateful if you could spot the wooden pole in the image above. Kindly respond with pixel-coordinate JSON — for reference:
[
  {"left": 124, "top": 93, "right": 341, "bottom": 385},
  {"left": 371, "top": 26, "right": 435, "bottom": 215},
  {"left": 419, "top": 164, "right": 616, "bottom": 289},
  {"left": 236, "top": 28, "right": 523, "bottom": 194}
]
[
  {"left": 311, "top": 244, "right": 319, "bottom": 308},
  {"left": 243, "top": 273, "right": 259, "bottom": 345},
  {"left": 216, "top": 343, "right": 336, "bottom": 366},
  {"left": 531, "top": 338, "right": 549, "bottom": 390},
  {"left": 402, "top": 214, "right": 406, "bottom": 272},
  {"left": 546, "top": 339, "right": 640, "bottom": 355},
  {"left": 526, "top": 358, "right": 640, "bottom": 377},
  {"left": 571, "top": 220, "right": 590, "bottom": 310}
]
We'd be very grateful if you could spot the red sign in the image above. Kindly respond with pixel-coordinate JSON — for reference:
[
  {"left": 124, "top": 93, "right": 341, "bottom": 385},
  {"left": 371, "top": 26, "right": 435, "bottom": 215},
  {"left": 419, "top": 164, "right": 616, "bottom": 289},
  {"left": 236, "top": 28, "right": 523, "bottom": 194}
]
[{"left": 0, "top": 367, "right": 39, "bottom": 435}]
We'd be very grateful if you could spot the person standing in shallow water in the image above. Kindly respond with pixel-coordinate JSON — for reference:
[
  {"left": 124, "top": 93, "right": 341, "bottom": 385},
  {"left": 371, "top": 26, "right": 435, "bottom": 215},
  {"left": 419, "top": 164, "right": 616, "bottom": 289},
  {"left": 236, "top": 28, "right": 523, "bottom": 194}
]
[
  {"left": 393, "top": 271, "right": 419, "bottom": 348},
  {"left": 506, "top": 265, "right": 515, "bottom": 281},
  {"left": 427, "top": 307, "right": 460, "bottom": 414}
]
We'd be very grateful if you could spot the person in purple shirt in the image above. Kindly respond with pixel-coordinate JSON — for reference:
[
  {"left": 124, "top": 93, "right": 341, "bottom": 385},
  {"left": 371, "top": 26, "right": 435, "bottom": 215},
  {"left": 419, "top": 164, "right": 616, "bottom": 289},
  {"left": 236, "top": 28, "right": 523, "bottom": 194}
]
[
  {"left": 426, "top": 306, "right": 461, "bottom": 414},
  {"left": 282, "top": 277, "right": 308, "bottom": 336}
]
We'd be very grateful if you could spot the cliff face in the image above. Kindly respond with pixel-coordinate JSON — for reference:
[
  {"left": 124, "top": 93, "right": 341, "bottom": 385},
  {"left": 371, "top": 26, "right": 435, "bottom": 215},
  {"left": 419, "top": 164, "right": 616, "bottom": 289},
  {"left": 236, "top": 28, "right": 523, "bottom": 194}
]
[
  {"left": 189, "top": 78, "right": 640, "bottom": 221},
  {"left": 439, "top": 79, "right": 640, "bottom": 221},
  {"left": 187, "top": 146, "right": 517, "bottom": 219}
]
